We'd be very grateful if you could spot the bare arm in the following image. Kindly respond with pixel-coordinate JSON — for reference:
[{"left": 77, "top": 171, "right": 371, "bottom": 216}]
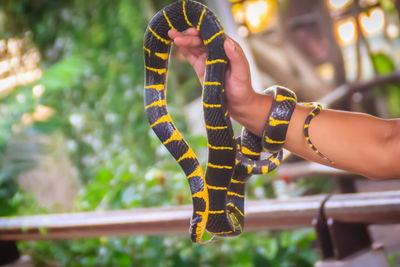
[
  {"left": 240, "top": 95, "right": 400, "bottom": 179},
  {"left": 168, "top": 29, "right": 400, "bottom": 179}
]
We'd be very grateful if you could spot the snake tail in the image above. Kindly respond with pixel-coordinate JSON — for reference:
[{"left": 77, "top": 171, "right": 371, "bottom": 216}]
[{"left": 303, "top": 103, "right": 334, "bottom": 164}]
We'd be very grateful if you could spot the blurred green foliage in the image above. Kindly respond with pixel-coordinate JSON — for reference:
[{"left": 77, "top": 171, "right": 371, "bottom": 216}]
[
  {"left": 0, "top": 0, "right": 319, "bottom": 265},
  {"left": 22, "top": 230, "right": 318, "bottom": 266},
  {"left": 371, "top": 2, "right": 400, "bottom": 118},
  {"left": 371, "top": 52, "right": 400, "bottom": 116}
]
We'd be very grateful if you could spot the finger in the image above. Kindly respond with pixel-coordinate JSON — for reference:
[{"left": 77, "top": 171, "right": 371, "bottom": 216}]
[
  {"left": 168, "top": 29, "right": 183, "bottom": 40},
  {"left": 224, "top": 37, "right": 251, "bottom": 82},
  {"left": 168, "top": 28, "right": 199, "bottom": 40},
  {"left": 174, "top": 35, "right": 203, "bottom": 48},
  {"left": 177, "top": 45, "right": 205, "bottom": 59},
  {"left": 186, "top": 27, "right": 200, "bottom": 36}
]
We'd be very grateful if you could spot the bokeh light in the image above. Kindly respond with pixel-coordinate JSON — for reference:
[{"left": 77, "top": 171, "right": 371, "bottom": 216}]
[
  {"left": 336, "top": 18, "right": 357, "bottom": 45},
  {"left": 32, "top": 84, "right": 45, "bottom": 98},
  {"left": 386, "top": 23, "right": 399, "bottom": 39},
  {"left": 359, "top": 7, "right": 385, "bottom": 37},
  {"left": 244, "top": 0, "right": 276, "bottom": 33},
  {"left": 0, "top": 38, "right": 42, "bottom": 96},
  {"left": 327, "top": 0, "right": 353, "bottom": 10}
]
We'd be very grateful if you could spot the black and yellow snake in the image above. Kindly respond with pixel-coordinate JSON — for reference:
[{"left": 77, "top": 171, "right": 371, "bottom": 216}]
[{"left": 144, "top": 0, "right": 329, "bottom": 243}]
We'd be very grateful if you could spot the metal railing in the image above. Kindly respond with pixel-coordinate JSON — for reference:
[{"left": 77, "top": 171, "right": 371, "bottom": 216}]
[{"left": 1, "top": 190, "right": 399, "bottom": 241}]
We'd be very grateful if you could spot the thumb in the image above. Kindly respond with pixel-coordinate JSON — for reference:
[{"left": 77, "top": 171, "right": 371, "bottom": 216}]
[{"left": 224, "top": 37, "right": 251, "bottom": 82}]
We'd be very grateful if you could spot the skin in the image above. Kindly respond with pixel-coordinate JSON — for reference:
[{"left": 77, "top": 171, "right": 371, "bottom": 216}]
[{"left": 168, "top": 28, "right": 400, "bottom": 179}]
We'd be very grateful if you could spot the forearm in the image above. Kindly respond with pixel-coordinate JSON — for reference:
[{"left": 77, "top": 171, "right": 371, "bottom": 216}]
[{"left": 230, "top": 92, "right": 400, "bottom": 179}]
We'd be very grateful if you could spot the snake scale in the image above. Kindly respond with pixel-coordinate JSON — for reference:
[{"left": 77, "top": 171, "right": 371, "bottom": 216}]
[{"left": 144, "top": 0, "right": 329, "bottom": 243}]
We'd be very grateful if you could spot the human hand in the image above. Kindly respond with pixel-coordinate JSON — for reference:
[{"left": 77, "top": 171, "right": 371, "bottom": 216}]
[{"left": 168, "top": 28, "right": 266, "bottom": 128}]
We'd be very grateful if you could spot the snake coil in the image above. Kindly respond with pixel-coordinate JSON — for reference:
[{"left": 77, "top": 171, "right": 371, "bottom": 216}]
[{"left": 144, "top": 0, "right": 330, "bottom": 243}]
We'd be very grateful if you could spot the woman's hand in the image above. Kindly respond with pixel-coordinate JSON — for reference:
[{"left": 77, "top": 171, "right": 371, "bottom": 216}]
[{"left": 168, "top": 28, "right": 268, "bottom": 129}]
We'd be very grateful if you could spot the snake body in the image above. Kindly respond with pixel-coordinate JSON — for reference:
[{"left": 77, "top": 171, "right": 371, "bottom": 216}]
[
  {"left": 144, "top": 0, "right": 329, "bottom": 243},
  {"left": 144, "top": 0, "right": 234, "bottom": 243}
]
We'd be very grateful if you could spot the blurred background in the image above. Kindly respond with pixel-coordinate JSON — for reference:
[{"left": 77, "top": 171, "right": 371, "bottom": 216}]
[{"left": 0, "top": 0, "right": 399, "bottom": 266}]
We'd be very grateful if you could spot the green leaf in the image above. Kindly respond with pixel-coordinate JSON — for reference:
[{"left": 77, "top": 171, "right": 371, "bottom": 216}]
[
  {"left": 371, "top": 53, "right": 395, "bottom": 74},
  {"left": 379, "top": 0, "right": 397, "bottom": 14}
]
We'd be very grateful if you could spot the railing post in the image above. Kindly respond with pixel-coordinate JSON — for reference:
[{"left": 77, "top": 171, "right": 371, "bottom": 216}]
[
  {"left": 0, "top": 241, "right": 19, "bottom": 265},
  {"left": 314, "top": 194, "right": 390, "bottom": 266}
]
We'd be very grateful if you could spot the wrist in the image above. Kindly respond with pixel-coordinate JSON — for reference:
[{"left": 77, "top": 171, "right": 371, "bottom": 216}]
[{"left": 229, "top": 92, "right": 272, "bottom": 136}]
